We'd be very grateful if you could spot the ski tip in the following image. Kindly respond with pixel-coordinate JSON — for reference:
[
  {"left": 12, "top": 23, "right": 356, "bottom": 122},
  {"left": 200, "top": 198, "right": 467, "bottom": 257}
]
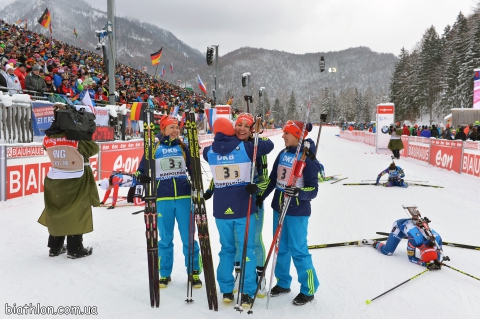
[{"left": 366, "top": 299, "right": 371, "bottom": 305}]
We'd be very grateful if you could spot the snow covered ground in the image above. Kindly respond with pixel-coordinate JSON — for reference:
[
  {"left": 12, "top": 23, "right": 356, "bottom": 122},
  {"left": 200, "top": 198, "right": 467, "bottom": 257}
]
[{"left": 1, "top": 126, "right": 479, "bottom": 319}]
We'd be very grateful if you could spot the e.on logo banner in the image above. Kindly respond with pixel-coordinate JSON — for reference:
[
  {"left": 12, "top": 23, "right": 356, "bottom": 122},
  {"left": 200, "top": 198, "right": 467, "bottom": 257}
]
[
  {"left": 429, "top": 140, "right": 463, "bottom": 173},
  {"left": 99, "top": 141, "right": 144, "bottom": 180}
]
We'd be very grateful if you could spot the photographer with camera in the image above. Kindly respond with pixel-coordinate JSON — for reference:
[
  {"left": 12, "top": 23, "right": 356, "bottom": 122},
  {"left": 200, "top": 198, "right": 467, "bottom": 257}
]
[{"left": 388, "top": 122, "right": 404, "bottom": 159}]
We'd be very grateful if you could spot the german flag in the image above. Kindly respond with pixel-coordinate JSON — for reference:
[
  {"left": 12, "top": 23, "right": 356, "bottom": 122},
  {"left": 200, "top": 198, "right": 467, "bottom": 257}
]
[
  {"left": 150, "top": 47, "right": 163, "bottom": 66},
  {"left": 130, "top": 102, "right": 145, "bottom": 121},
  {"left": 37, "top": 8, "right": 51, "bottom": 29}
]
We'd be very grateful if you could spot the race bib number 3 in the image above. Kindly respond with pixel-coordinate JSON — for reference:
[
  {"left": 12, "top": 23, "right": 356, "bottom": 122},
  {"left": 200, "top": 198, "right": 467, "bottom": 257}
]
[
  {"left": 160, "top": 157, "right": 183, "bottom": 171},
  {"left": 277, "top": 165, "right": 292, "bottom": 182},
  {"left": 215, "top": 165, "right": 240, "bottom": 180}
]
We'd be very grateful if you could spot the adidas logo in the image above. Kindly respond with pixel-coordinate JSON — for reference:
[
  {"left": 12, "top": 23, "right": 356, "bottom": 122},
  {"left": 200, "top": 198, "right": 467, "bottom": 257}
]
[{"left": 224, "top": 208, "right": 234, "bottom": 215}]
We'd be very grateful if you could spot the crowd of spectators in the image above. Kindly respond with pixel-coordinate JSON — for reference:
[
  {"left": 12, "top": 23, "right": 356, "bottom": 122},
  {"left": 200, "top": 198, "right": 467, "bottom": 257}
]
[
  {"left": 342, "top": 121, "right": 480, "bottom": 141},
  {"left": 0, "top": 20, "right": 213, "bottom": 114}
]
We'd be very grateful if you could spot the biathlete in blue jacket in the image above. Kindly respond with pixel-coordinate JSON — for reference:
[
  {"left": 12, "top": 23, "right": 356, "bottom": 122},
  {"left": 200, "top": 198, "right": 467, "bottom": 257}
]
[
  {"left": 369, "top": 218, "right": 443, "bottom": 270},
  {"left": 375, "top": 162, "right": 408, "bottom": 187},
  {"left": 136, "top": 115, "right": 202, "bottom": 289},
  {"left": 204, "top": 113, "right": 270, "bottom": 298},
  {"left": 259, "top": 120, "right": 321, "bottom": 306},
  {"left": 203, "top": 117, "right": 274, "bottom": 307}
]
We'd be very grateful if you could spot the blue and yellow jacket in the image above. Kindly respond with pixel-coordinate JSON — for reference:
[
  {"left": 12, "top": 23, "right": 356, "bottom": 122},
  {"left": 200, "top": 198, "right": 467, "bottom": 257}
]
[
  {"left": 202, "top": 133, "right": 274, "bottom": 219},
  {"left": 137, "top": 136, "right": 191, "bottom": 200},
  {"left": 262, "top": 138, "right": 320, "bottom": 217}
]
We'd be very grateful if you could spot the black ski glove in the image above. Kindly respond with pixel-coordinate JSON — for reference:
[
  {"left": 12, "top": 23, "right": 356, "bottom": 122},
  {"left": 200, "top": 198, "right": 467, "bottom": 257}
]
[
  {"left": 245, "top": 183, "right": 259, "bottom": 195},
  {"left": 137, "top": 174, "right": 151, "bottom": 183},
  {"left": 284, "top": 186, "right": 300, "bottom": 197},
  {"left": 107, "top": 206, "right": 115, "bottom": 210},
  {"left": 255, "top": 196, "right": 264, "bottom": 208},
  {"left": 426, "top": 261, "right": 441, "bottom": 271},
  {"left": 203, "top": 192, "right": 212, "bottom": 201},
  {"left": 100, "top": 201, "right": 105, "bottom": 205},
  {"left": 305, "top": 148, "right": 316, "bottom": 161}
]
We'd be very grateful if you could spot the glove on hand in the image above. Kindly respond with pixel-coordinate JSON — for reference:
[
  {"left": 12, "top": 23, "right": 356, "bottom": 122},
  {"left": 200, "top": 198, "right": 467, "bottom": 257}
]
[
  {"left": 107, "top": 206, "right": 115, "bottom": 210},
  {"left": 284, "top": 186, "right": 300, "bottom": 197},
  {"left": 255, "top": 196, "right": 264, "bottom": 208},
  {"left": 137, "top": 174, "right": 151, "bottom": 183},
  {"left": 305, "top": 149, "right": 316, "bottom": 161},
  {"left": 245, "top": 183, "right": 259, "bottom": 195},
  {"left": 426, "top": 260, "right": 442, "bottom": 271},
  {"left": 203, "top": 192, "right": 212, "bottom": 201},
  {"left": 100, "top": 201, "right": 105, "bottom": 205}
]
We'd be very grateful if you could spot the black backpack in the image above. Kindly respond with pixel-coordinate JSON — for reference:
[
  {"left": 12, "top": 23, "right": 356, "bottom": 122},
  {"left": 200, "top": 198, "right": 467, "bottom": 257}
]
[{"left": 56, "top": 105, "right": 96, "bottom": 141}]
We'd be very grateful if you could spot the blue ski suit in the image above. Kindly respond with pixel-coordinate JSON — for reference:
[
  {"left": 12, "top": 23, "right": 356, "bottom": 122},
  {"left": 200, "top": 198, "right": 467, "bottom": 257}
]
[
  {"left": 375, "top": 218, "right": 443, "bottom": 266},
  {"left": 262, "top": 138, "right": 321, "bottom": 297},
  {"left": 137, "top": 136, "right": 201, "bottom": 278},
  {"left": 203, "top": 133, "right": 274, "bottom": 297}
]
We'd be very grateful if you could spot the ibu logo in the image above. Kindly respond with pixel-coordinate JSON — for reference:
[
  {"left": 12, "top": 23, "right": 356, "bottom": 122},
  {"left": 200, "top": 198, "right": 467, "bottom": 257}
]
[
  {"left": 162, "top": 148, "right": 178, "bottom": 154},
  {"left": 435, "top": 150, "right": 453, "bottom": 169},
  {"left": 217, "top": 154, "right": 234, "bottom": 161}
]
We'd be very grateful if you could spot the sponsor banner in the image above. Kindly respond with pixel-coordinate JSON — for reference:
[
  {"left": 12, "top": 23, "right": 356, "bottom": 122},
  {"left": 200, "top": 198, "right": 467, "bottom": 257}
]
[
  {"left": 376, "top": 103, "right": 394, "bottom": 154},
  {"left": 99, "top": 141, "right": 144, "bottom": 180},
  {"left": 429, "top": 140, "right": 463, "bottom": 173},
  {"left": 407, "top": 137, "right": 430, "bottom": 163},
  {"left": 31, "top": 101, "right": 55, "bottom": 137},
  {"left": 462, "top": 141, "right": 480, "bottom": 177},
  {"left": 400, "top": 136, "right": 409, "bottom": 157},
  {"left": 464, "top": 141, "right": 480, "bottom": 151},
  {"left": 5, "top": 144, "right": 98, "bottom": 200},
  {"left": 94, "top": 107, "right": 110, "bottom": 126}
]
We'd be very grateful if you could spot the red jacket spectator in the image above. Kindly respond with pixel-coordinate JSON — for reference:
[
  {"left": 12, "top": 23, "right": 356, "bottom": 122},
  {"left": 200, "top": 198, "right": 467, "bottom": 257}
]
[
  {"left": 14, "top": 64, "right": 27, "bottom": 89},
  {"left": 402, "top": 125, "right": 410, "bottom": 136}
]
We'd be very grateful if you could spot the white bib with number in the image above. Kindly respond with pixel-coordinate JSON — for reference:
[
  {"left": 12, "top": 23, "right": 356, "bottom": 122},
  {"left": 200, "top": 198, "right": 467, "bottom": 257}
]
[
  {"left": 207, "top": 142, "right": 251, "bottom": 189},
  {"left": 276, "top": 150, "right": 304, "bottom": 191},
  {"left": 154, "top": 144, "right": 187, "bottom": 180}
]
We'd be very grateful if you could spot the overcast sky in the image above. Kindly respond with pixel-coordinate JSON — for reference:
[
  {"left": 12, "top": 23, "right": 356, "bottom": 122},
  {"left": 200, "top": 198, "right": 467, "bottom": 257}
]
[{"left": 2, "top": 0, "right": 479, "bottom": 56}]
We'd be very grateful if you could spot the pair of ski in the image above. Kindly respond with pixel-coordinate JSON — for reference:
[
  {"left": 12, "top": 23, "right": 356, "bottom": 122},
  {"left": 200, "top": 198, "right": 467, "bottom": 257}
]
[
  {"left": 307, "top": 233, "right": 479, "bottom": 251},
  {"left": 342, "top": 182, "right": 443, "bottom": 188},
  {"left": 184, "top": 111, "right": 218, "bottom": 311}
]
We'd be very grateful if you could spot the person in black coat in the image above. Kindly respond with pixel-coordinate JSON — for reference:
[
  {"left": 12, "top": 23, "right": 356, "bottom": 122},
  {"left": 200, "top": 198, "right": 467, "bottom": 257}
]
[
  {"left": 454, "top": 127, "right": 467, "bottom": 141},
  {"left": 430, "top": 125, "right": 439, "bottom": 138}
]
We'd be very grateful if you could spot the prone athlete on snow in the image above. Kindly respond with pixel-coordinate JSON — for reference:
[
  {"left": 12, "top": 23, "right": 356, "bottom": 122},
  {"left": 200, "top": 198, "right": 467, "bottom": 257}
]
[
  {"left": 375, "top": 162, "right": 408, "bottom": 188},
  {"left": 369, "top": 206, "right": 445, "bottom": 270}
]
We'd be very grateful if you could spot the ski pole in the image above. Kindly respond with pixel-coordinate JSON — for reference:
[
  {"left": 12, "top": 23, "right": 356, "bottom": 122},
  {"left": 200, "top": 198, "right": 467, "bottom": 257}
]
[
  {"left": 308, "top": 237, "right": 388, "bottom": 250},
  {"left": 366, "top": 269, "right": 430, "bottom": 304},
  {"left": 235, "top": 117, "right": 262, "bottom": 312},
  {"left": 315, "top": 114, "right": 327, "bottom": 156},
  {"left": 442, "top": 263, "right": 480, "bottom": 282},
  {"left": 409, "top": 183, "right": 444, "bottom": 188},
  {"left": 343, "top": 183, "right": 377, "bottom": 186}
]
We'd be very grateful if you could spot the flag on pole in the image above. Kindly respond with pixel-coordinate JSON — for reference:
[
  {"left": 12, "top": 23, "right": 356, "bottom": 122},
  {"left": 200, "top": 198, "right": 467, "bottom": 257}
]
[
  {"left": 74, "top": 29, "right": 78, "bottom": 38},
  {"left": 265, "top": 110, "right": 271, "bottom": 117},
  {"left": 197, "top": 75, "right": 207, "bottom": 94},
  {"left": 130, "top": 102, "right": 145, "bottom": 121},
  {"left": 169, "top": 63, "right": 173, "bottom": 74},
  {"left": 150, "top": 47, "right": 163, "bottom": 66},
  {"left": 160, "top": 65, "right": 166, "bottom": 77},
  {"left": 37, "top": 8, "right": 51, "bottom": 29},
  {"left": 81, "top": 91, "right": 96, "bottom": 113}
]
